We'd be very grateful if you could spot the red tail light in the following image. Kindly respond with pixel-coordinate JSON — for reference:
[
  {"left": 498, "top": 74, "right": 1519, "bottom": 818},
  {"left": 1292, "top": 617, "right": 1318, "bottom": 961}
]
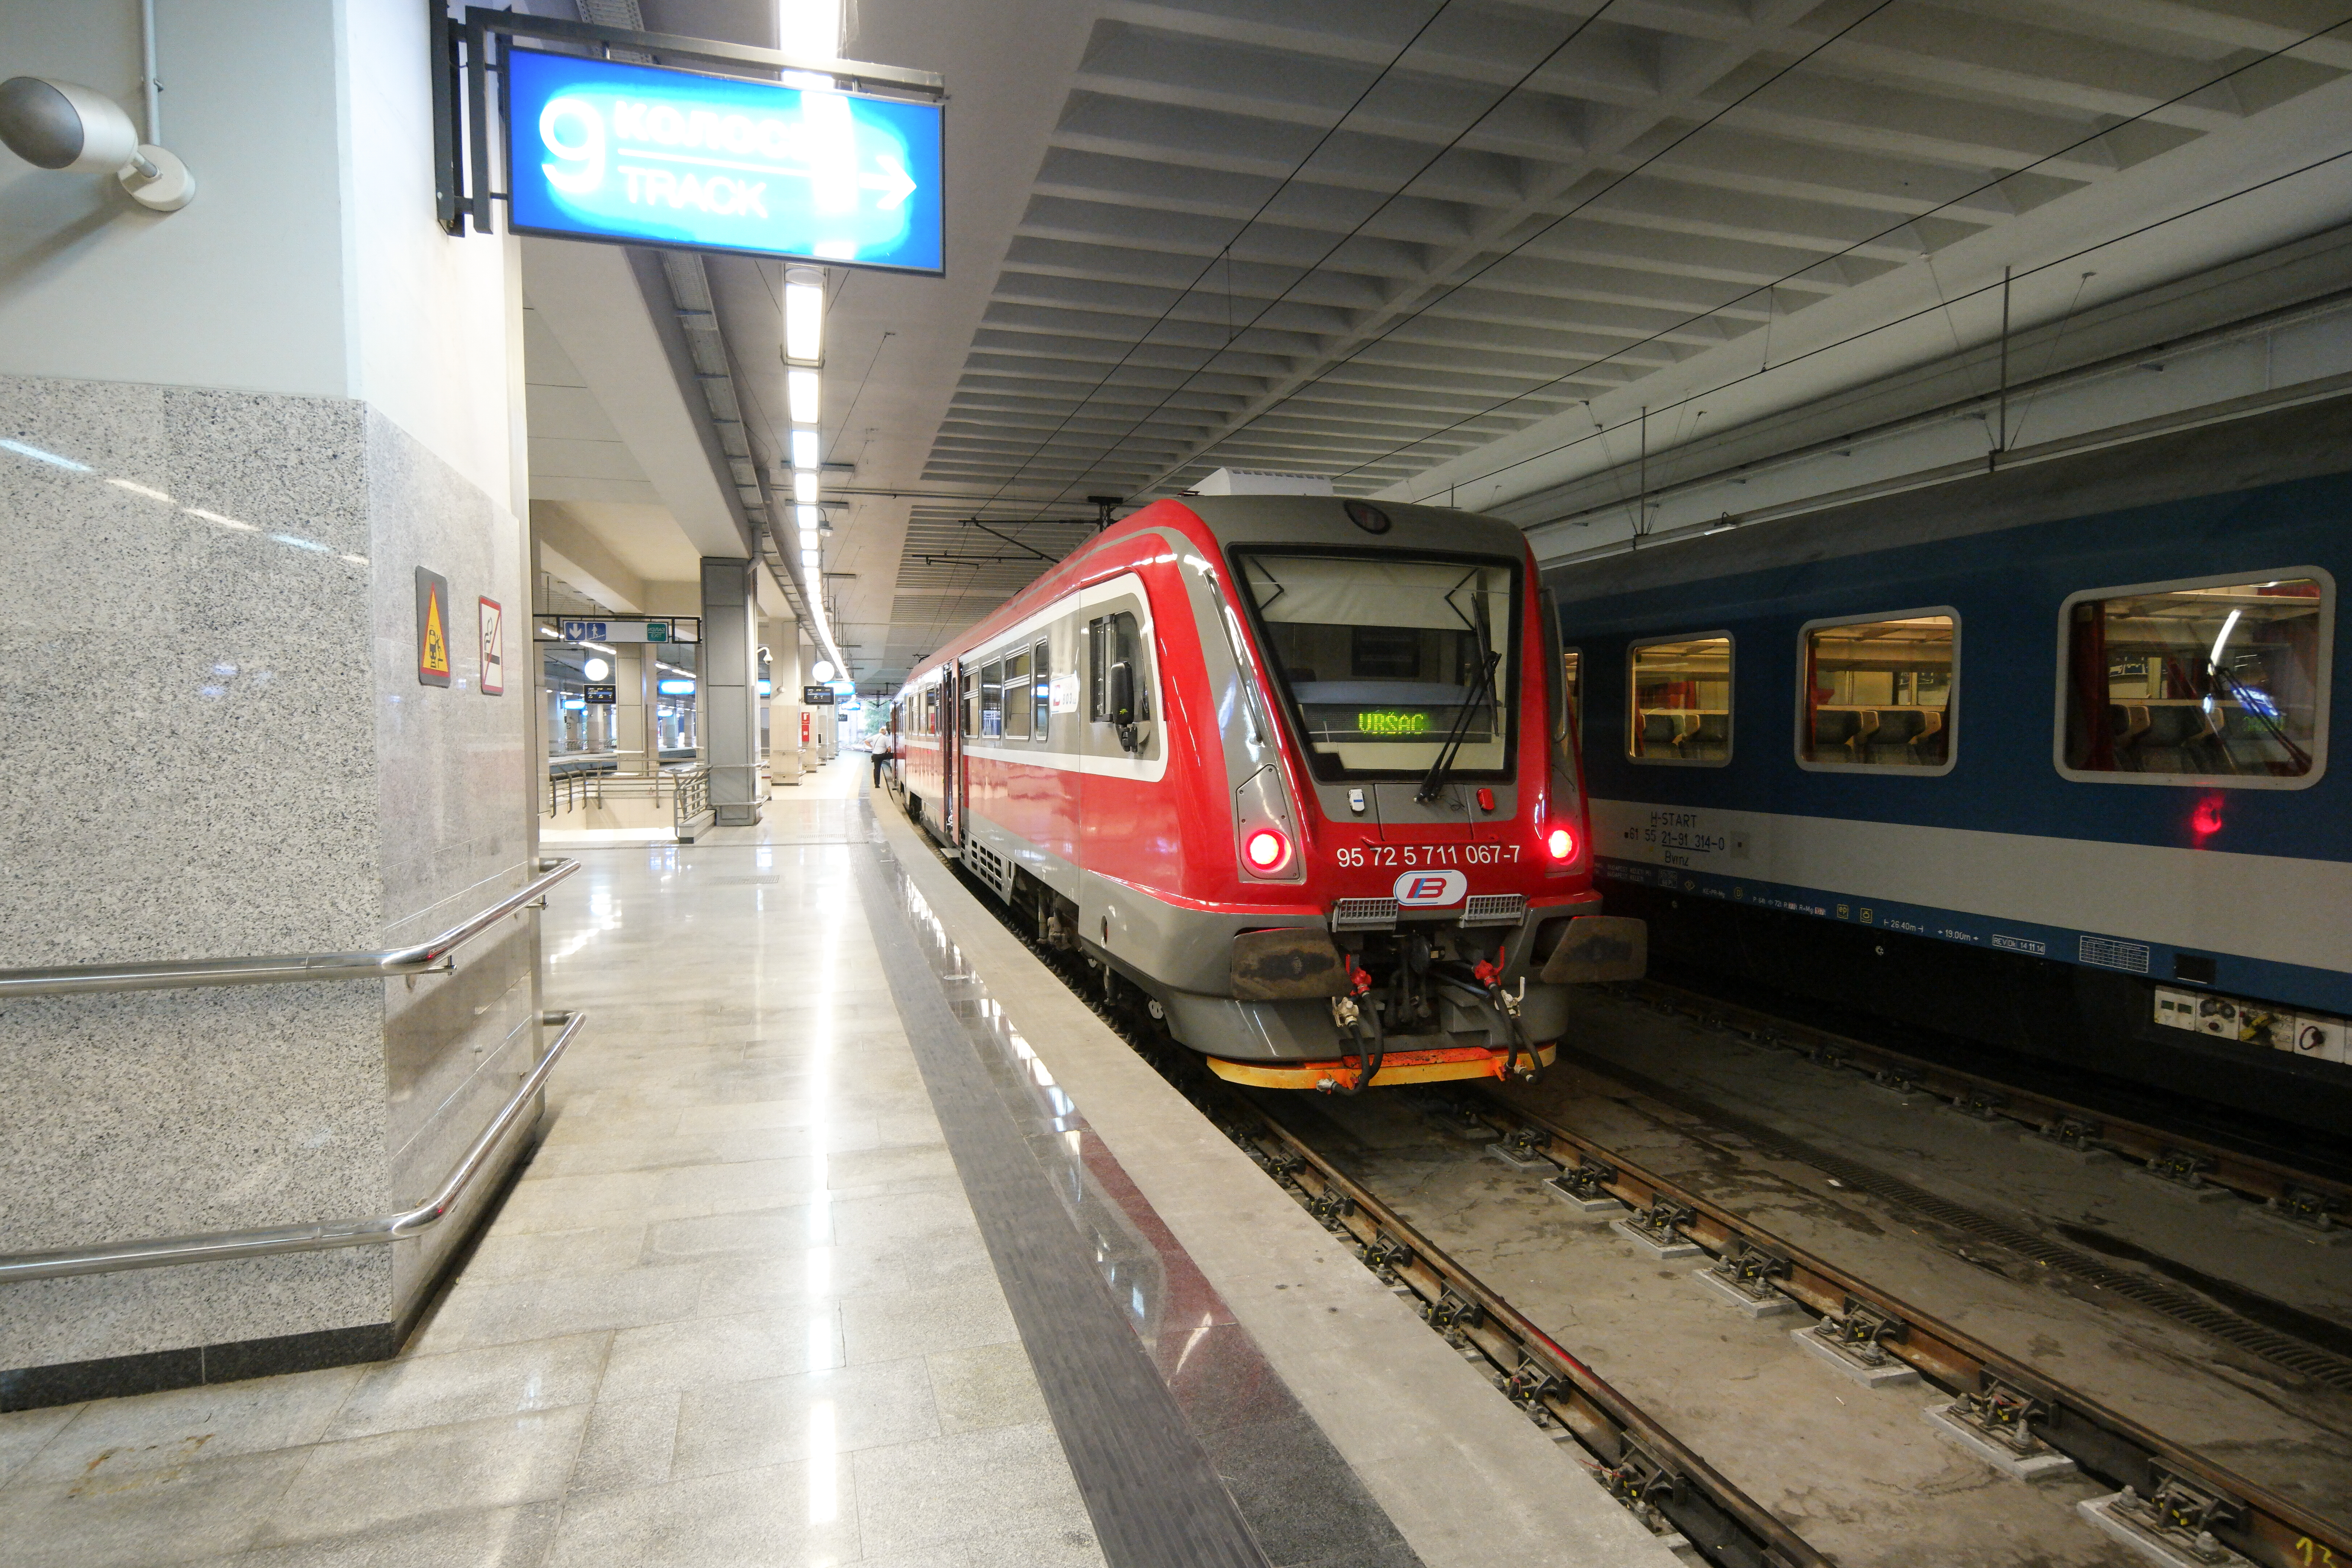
[
  {"left": 1244, "top": 828, "right": 1291, "bottom": 872},
  {"left": 1545, "top": 827, "right": 1576, "bottom": 861}
]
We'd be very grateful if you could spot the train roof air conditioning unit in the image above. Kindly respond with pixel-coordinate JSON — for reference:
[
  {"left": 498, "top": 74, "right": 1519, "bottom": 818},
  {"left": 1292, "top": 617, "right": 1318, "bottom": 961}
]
[{"left": 1193, "top": 468, "right": 1334, "bottom": 497}]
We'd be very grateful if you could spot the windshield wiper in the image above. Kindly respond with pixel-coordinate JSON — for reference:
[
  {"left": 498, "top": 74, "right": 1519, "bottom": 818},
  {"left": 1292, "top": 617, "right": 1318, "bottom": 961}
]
[{"left": 1416, "top": 646, "right": 1499, "bottom": 803}]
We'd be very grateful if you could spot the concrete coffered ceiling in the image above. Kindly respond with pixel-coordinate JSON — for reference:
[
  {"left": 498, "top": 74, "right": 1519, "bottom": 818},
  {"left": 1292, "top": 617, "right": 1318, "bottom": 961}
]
[{"left": 517, "top": 0, "right": 2352, "bottom": 695}]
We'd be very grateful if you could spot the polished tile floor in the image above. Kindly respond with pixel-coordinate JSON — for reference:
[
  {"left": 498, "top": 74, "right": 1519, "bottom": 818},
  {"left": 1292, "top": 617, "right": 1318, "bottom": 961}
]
[{"left": 0, "top": 756, "right": 1107, "bottom": 1568}]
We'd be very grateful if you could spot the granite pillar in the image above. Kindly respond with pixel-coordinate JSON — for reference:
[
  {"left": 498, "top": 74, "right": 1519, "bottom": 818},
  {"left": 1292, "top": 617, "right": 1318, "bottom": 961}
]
[
  {"left": 701, "top": 557, "right": 760, "bottom": 824},
  {"left": 0, "top": 0, "right": 538, "bottom": 1408},
  {"left": 767, "top": 616, "right": 803, "bottom": 785}
]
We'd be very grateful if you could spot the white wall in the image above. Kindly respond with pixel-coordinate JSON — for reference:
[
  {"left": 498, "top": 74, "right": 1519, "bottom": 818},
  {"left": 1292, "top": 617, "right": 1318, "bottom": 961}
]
[
  {"left": 0, "top": 0, "right": 349, "bottom": 396},
  {"left": 340, "top": 0, "right": 523, "bottom": 514},
  {"left": 0, "top": 0, "right": 521, "bottom": 512}
]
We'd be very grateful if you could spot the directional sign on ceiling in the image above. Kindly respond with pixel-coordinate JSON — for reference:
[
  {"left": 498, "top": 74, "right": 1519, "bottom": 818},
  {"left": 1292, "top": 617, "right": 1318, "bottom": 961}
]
[{"left": 505, "top": 49, "right": 943, "bottom": 275}]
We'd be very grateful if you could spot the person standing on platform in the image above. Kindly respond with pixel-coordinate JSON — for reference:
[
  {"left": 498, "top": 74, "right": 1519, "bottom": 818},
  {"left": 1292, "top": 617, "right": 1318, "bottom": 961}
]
[{"left": 868, "top": 727, "right": 892, "bottom": 789}]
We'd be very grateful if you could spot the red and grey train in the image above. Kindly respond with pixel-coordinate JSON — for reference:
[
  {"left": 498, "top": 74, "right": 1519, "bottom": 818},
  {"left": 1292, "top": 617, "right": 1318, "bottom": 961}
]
[{"left": 887, "top": 493, "right": 1644, "bottom": 1090}]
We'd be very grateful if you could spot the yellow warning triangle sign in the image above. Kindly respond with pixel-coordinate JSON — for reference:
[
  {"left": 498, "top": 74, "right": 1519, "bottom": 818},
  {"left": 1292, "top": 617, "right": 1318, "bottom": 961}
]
[{"left": 421, "top": 588, "right": 449, "bottom": 676}]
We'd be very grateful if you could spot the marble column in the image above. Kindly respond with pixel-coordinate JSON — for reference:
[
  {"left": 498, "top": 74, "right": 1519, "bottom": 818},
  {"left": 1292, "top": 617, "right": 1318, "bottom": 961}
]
[
  {"left": 0, "top": 0, "right": 540, "bottom": 1407},
  {"left": 767, "top": 616, "right": 803, "bottom": 785},
  {"left": 611, "top": 648, "right": 648, "bottom": 774},
  {"left": 701, "top": 557, "right": 760, "bottom": 824}
]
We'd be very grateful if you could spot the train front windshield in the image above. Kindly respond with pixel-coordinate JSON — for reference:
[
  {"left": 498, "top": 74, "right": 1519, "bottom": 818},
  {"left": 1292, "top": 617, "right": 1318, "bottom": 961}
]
[{"left": 1238, "top": 552, "right": 1518, "bottom": 779}]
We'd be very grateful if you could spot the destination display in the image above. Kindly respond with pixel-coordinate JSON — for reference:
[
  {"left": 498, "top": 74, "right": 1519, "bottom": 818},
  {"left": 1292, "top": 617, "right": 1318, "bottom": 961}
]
[
  {"left": 505, "top": 49, "right": 944, "bottom": 274},
  {"left": 1355, "top": 709, "right": 1433, "bottom": 736}
]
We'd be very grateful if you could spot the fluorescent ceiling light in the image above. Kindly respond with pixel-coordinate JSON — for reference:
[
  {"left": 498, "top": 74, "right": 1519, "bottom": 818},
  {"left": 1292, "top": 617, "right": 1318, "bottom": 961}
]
[
  {"left": 792, "top": 470, "right": 818, "bottom": 506},
  {"left": 790, "top": 429, "right": 819, "bottom": 469},
  {"left": 799, "top": 529, "right": 820, "bottom": 548},
  {"left": 795, "top": 505, "right": 821, "bottom": 530},
  {"left": 785, "top": 278, "right": 823, "bottom": 362},
  {"left": 788, "top": 369, "right": 819, "bottom": 424},
  {"left": 777, "top": 0, "right": 841, "bottom": 57}
]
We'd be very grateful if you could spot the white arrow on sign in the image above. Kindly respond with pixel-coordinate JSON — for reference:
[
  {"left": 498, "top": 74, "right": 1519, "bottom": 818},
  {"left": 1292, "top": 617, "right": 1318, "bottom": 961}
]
[
  {"left": 863, "top": 154, "right": 915, "bottom": 210},
  {"left": 616, "top": 148, "right": 917, "bottom": 215}
]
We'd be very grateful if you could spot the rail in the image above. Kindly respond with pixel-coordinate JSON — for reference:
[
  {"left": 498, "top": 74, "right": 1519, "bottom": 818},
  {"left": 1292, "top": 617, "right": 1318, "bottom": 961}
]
[
  {"left": 1217, "top": 1091, "right": 1828, "bottom": 1568},
  {"left": 1626, "top": 979, "right": 2352, "bottom": 1218},
  {"left": 1456, "top": 1065, "right": 2352, "bottom": 1568},
  {"left": 0, "top": 858, "right": 578, "bottom": 999},
  {"left": 671, "top": 764, "right": 711, "bottom": 833},
  {"left": 0, "top": 1009, "right": 587, "bottom": 1282}
]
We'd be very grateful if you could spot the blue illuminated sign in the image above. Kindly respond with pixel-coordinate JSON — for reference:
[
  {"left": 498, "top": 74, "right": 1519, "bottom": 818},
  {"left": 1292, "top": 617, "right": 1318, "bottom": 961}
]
[
  {"left": 656, "top": 678, "right": 696, "bottom": 696},
  {"left": 505, "top": 49, "right": 943, "bottom": 274}
]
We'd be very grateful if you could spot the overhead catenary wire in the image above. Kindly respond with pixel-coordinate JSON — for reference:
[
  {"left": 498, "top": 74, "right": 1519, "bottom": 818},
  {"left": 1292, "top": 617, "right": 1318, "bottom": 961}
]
[
  {"left": 955, "top": 0, "right": 1466, "bottom": 520},
  {"left": 1325, "top": 9, "right": 2352, "bottom": 502},
  {"left": 1029, "top": 0, "right": 1627, "bottom": 512},
  {"left": 1418, "top": 144, "right": 2352, "bottom": 530},
  {"left": 1129, "top": 0, "right": 1910, "bottom": 497},
  {"left": 1123, "top": 6, "right": 2350, "bottom": 505}
]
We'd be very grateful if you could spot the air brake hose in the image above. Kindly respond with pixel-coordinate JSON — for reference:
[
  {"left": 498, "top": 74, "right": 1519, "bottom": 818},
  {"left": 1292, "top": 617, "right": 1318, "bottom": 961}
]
[
  {"left": 1327, "top": 967, "right": 1385, "bottom": 1095},
  {"left": 1473, "top": 944, "right": 1540, "bottom": 1082}
]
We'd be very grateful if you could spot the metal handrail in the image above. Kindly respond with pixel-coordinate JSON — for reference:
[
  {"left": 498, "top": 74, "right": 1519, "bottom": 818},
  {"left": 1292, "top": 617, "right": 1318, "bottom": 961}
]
[
  {"left": 0, "top": 858, "right": 579, "bottom": 999},
  {"left": 0, "top": 1010, "right": 586, "bottom": 1282},
  {"left": 673, "top": 765, "right": 712, "bottom": 831}
]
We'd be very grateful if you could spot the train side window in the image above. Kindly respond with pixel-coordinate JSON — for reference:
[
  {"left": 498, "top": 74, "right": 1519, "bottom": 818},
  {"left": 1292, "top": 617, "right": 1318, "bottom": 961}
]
[
  {"left": 980, "top": 661, "right": 1004, "bottom": 739},
  {"left": 1798, "top": 612, "right": 1957, "bottom": 773},
  {"left": 963, "top": 677, "right": 976, "bottom": 738},
  {"left": 1628, "top": 634, "right": 1732, "bottom": 765},
  {"left": 1032, "top": 638, "right": 1052, "bottom": 741},
  {"left": 1002, "top": 650, "right": 1032, "bottom": 740},
  {"left": 1562, "top": 648, "right": 1581, "bottom": 742},
  {"left": 2058, "top": 571, "right": 2330, "bottom": 787},
  {"left": 1088, "top": 611, "right": 1154, "bottom": 723}
]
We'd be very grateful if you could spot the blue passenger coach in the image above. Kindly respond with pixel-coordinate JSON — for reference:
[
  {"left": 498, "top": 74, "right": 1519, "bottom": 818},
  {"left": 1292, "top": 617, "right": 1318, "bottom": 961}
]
[{"left": 1549, "top": 405, "right": 2351, "bottom": 1134}]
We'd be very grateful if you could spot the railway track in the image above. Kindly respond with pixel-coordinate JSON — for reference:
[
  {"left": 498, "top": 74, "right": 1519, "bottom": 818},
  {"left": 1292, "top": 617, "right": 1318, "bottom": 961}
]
[
  {"left": 1416, "top": 1078, "right": 2352, "bottom": 1568},
  {"left": 1621, "top": 979, "right": 2352, "bottom": 1228},
  {"left": 926, "top": 828, "right": 2352, "bottom": 1568},
  {"left": 1537, "top": 1036, "right": 2352, "bottom": 1393}
]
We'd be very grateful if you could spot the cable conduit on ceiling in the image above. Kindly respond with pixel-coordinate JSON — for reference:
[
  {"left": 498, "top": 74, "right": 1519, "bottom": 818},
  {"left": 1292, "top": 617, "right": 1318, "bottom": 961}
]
[{"left": 651, "top": 249, "right": 846, "bottom": 678}]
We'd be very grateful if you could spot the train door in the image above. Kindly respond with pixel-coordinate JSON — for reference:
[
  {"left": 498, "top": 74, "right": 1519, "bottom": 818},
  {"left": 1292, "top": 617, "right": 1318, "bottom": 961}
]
[{"left": 947, "top": 662, "right": 967, "bottom": 846}]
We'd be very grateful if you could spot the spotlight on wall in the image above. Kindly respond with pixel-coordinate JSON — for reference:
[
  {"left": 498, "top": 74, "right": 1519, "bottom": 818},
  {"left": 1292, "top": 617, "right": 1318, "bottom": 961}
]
[{"left": 0, "top": 78, "right": 195, "bottom": 211}]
